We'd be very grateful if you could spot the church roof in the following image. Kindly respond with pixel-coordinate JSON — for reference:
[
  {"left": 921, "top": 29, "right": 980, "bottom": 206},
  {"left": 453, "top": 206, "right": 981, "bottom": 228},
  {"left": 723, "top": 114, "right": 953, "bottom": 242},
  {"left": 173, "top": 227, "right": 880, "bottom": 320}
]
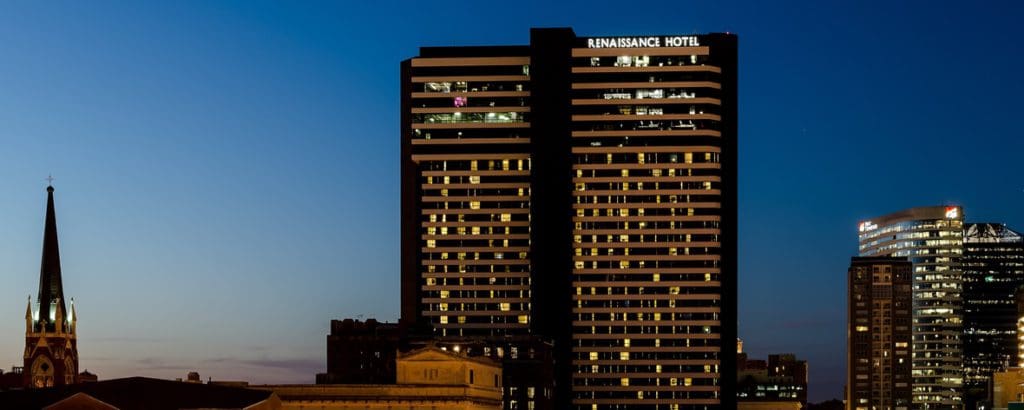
[{"left": 0, "top": 377, "right": 278, "bottom": 409}]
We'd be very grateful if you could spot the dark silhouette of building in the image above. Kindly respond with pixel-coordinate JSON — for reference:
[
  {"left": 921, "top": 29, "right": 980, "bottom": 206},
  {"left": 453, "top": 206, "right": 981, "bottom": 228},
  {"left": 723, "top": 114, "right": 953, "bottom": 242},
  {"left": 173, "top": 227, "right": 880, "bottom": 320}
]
[
  {"left": 402, "top": 28, "right": 738, "bottom": 409},
  {"left": 317, "top": 318, "right": 554, "bottom": 410},
  {"left": 78, "top": 370, "right": 98, "bottom": 383},
  {"left": 317, "top": 319, "right": 403, "bottom": 384},
  {"left": 23, "top": 185, "right": 80, "bottom": 389},
  {"left": 736, "top": 349, "right": 807, "bottom": 407},
  {"left": 186, "top": 371, "right": 202, "bottom": 383},
  {"left": 0, "top": 368, "right": 23, "bottom": 391},
  {"left": 0, "top": 377, "right": 279, "bottom": 409},
  {"left": 962, "top": 223, "right": 1024, "bottom": 406},
  {"left": 847, "top": 256, "right": 913, "bottom": 410}
]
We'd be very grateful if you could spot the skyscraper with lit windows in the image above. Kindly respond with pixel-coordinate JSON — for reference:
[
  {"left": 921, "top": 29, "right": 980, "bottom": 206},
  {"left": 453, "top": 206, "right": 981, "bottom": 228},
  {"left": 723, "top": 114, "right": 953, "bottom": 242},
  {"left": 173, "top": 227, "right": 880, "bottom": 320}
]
[
  {"left": 402, "top": 28, "right": 737, "bottom": 409},
  {"left": 847, "top": 256, "right": 913, "bottom": 410},
  {"left": 961, "top": 223, "right": 1024, "bottom": 404},
  {"left": 858, "top": 206, "right": 964, "bottom": 409}
]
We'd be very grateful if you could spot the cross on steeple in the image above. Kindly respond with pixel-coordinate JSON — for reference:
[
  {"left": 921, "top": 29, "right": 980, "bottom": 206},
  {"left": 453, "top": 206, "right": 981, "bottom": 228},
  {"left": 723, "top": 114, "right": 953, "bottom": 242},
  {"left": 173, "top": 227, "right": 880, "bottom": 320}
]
[{"left": 46, "top": 175, "right": 54, "bottom": 186}]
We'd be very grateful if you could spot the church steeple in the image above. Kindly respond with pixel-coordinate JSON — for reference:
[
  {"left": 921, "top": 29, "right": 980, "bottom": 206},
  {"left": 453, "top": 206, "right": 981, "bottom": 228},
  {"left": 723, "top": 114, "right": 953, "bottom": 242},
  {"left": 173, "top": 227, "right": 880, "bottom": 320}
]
[
  {"left": 24, "top": 182, "right": 79, "bottom": 388},
  {"left": 36, "top": 184, "right": 67, "bottom": 331}
]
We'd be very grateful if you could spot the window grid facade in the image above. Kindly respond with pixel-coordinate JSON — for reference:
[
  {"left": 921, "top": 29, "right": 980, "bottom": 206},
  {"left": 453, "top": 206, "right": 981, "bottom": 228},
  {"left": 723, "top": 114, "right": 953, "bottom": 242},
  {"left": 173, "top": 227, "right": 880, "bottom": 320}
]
[
  {"left": 858, "top": 206, "right": 964, "bottom": 409},
  {"left": 847, "top": 257, "right": 913, "bottom": 410},
  {"left": 569, "top": 43, "right": 724, "bottom": 409},
  {"left": 407, "top": 53, "right": 535, "bottom": 338},
  {"left": 961, "top": 223, "right": 1024, "bottom": 404},
  {"left": 402, "top": 30, "right": 737, "bottom": 410}
]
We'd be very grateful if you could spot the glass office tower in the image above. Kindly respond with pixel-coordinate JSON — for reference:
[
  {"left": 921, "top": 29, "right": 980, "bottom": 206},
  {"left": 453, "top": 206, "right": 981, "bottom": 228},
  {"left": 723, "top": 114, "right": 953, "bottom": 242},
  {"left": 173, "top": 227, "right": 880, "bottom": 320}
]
[
  {"left": 962, "top": 223, "right": 1024, "bottom": 403},
  {"left": 858, "top": 206, "right": 964, "bottom": 409}
]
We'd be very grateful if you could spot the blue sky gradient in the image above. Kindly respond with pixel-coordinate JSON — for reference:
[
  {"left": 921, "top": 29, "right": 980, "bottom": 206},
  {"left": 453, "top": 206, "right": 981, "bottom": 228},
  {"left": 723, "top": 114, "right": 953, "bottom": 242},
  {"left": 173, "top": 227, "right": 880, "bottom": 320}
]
[{"left": 1, "top": 1, "right": 1022, "bottom": 400}]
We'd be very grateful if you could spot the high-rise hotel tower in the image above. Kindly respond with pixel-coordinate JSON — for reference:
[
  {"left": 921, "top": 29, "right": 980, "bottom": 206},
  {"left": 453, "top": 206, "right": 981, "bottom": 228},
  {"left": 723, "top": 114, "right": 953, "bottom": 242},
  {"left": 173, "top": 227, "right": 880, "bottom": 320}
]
[
  {"left": 858, "top": 206, "right": 964, "bottom": 409},
  {"left": 402, "top": 28, "right": 737, "bottom": 409}
]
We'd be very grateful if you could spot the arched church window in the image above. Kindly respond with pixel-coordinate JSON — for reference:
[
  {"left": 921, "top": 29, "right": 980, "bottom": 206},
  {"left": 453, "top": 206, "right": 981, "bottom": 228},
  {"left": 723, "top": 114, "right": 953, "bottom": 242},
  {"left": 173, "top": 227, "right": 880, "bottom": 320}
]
[{"left": 31, "top": 356, "right": 54, "bottom": 388}]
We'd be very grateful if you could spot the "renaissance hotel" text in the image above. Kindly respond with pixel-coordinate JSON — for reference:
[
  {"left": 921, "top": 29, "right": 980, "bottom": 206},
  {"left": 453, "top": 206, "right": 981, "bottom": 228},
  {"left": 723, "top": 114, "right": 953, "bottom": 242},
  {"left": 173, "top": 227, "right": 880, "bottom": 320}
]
[{"left": 586, "top": 35, "right": 701, "bottom": 48}]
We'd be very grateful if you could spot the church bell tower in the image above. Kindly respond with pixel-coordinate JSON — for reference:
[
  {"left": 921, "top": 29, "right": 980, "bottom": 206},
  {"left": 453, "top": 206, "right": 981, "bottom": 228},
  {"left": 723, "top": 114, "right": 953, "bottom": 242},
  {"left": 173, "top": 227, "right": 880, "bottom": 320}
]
[{"left": 24, "top": 184, "right": 78, "bottom": 388}]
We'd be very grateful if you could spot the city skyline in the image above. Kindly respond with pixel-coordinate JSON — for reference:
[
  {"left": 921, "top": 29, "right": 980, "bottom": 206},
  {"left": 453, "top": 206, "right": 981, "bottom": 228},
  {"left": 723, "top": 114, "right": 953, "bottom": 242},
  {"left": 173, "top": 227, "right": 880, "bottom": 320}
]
[{"left": 1, "top": 1, "right": 1023, "bottom": 403}]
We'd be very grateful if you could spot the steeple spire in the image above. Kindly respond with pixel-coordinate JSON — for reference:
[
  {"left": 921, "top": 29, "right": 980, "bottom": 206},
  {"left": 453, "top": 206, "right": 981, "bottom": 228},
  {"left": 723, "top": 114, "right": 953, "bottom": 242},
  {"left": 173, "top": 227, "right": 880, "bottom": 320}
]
[
  {"left": 36, "top": 184, "right": 66, "bottom": 332},
  {"left": 24, "top": 182, "right": 80, "bottom": 389}
]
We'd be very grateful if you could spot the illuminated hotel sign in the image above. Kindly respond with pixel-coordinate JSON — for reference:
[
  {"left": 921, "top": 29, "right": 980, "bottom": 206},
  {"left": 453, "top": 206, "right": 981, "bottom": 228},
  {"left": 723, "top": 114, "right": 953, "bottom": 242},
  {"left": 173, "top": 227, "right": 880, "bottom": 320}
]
[
  {"left": 945, "top": 207, "right": 959, "bottom": 219},
  {"left": 859, "top": 221, "right": 878, "bottom": 232},
  {"left": 587, "top": 36, "right": 701, "bottom": 48}
]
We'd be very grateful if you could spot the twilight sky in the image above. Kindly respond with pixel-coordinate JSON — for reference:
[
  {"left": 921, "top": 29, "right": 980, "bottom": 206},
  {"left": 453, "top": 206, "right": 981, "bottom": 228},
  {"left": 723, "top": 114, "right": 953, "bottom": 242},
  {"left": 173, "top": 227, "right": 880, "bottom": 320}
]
[{"left": 1, "top": 1, "right": 1022, "bottom": 401}]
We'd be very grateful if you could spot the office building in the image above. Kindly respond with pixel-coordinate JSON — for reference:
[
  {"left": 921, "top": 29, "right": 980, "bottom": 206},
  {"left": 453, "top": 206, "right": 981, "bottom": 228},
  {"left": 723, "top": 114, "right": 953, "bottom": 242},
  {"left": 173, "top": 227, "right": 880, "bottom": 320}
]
[
  {"left": 858, "top": 207, "right": 964, "bottom": 408},
  {"left": 23, "top": 185, "right": 80, "bottom": 389},
  {"left": 402, "top": 28, "right": 737, "bottom": 409},
  {"left": 962, "top": 223, "right": 1024, "bottom": 403},
  {"left": 317, "top": 319, "right": 403, "bottom": 385},
  {"left": 1018, "top": 288, "right": 1024, "bottom": 369},
  {"left": 736, "top": 350, "right": 808, "bottom": 407},
  {"left": 847, "top": 256, "right": 913, "bottom": 410}
]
